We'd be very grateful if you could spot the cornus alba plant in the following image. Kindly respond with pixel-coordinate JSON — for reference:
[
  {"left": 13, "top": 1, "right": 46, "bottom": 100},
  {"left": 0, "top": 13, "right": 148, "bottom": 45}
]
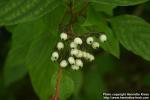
[
  {"left": 2, "top": 0, "right": 150, "bottom": 100},
  {"left": 51, "top": 32, "right": 107, "bottom": 70}
]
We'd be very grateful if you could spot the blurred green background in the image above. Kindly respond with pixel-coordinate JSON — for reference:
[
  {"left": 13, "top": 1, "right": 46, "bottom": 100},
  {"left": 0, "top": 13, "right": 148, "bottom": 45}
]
[{"left": 0, "top": 1, "right": 150, "bottom": 100}]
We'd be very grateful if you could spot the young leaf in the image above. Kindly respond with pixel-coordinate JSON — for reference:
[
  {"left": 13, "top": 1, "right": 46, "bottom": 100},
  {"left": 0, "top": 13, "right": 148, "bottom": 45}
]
[
  {"left": 0, "top": 0, "right": 61, "bottom": 25},
  {"left": 111, "top": 15, "right": 150, "bottom": 61},
  {"left": 90, "top": 0, "right": 149, "bottom": 6}
]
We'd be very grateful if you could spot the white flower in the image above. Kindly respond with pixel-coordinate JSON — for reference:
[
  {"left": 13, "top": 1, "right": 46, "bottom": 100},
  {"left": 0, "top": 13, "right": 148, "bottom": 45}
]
[
  {"left": 89, "top": 55, "right": 95, "bottom": 62},
  {"left": 86, "top": 53, "right": 91, "bottom": 59},
  {"left": 74, "top": 37, "right": 82, "bottom": 45},
  {"left": 75, "top": 59, "right": 83, "bottom": 67},
  {"left": 86, "top": 37, "right": 94, "bottom": 45},
  {"left": 51, "top": 56, "right": 56, "bottom": 62},
  {"left": 99, "top": 34, "right": 107, "bottom": 42},
  {"left": 71, "top": 65, "right": 80, "bottom": 70},
  {"left": 57, "top": 42, "right": 64, "bottom": 50},
  {"left": 70, "top": 49, "right": 78, "bottom": 56},
  {"left": 92, "top": 42, "right": 100, "bottom": 49},
  {"left": 75, "top": 50, "right": 83, "bottom": 58},
  {"left": 60, "top": 60, "right": 68, "bottom": 68},
  {"left": 82, "top": 51, "right": 87, "bottom": 58},
  {"left": 70, "top": 42, "right": 77, "bottom": 49},
  {"left": 52, "top": 51, "right": 59, "bottom": 60},
  {"left": 60, "top": 32, "right": 68, "bottom": 40},
  {"left": 68, "top": 57, "right": 75, "bottom": 65},
  {"left": 85, "top": 53, "right": 94, "bottom": 61}
]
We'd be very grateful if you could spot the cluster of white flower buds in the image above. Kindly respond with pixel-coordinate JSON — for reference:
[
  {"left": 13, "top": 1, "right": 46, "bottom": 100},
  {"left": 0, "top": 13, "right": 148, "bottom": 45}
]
[{"left": 51, "top": 32, "right": 107, "bottom": 70}]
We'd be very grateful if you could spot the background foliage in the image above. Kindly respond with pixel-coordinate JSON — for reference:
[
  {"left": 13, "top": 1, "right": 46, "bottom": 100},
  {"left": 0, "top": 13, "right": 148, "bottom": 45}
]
[{"left": 0, "top": 0, "right": 150, "bottom": 100}]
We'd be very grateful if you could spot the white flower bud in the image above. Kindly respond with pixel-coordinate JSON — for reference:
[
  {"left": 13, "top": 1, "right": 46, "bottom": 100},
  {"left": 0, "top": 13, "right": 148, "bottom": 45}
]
[
  {"left": 51, "top": 56, "right": 55, "bottom": 62},
  {"left": 74, "top": 37, "right": 82, "bottom": 45},
  {"left": 60, "top": 32, "right": 68, "bottom": 40},
  {"left": 85, "top": 53, "right": 90, "bottom": 60},
  {"left": 75, "top": 50, "right": 83, "bottom": 58},
  {"left": 82, "top": 51, "right": 87, "bottom": 58},
  {"left": 60, "top": 60, "right": 68, "bottom": 68},
  {"left": 57, "top": 42, "right": 64, "bottom": 50},
  {"left": 85, "top": 53, "right": 94, "bottom": 61},
  {"left": 71, "top": 65, "right": 80, "bottom": 70},
  {"left": 86, "top": 37, "right": 94, "bottom": 45},
  {"left": 70, "top": 49, "right": 78, "bottom": 56},
  {"left": 92, "top": 42, "right": 100, "bottom": 49},
  {"left": 52, "top": 51, "right": 59, "bottom": 60},
  {"left": 99, "top": 34, "right": 107, "bottom": 42},
  {"left": 89, "top": 55, "right": 95, "bottom": 62},
  {"left": 70, "top": 42, "right": 77, "bottom": 49},
  {"left": 68, "top": 57, "right": 75, "bottom": 65},
  {"left": 76, "top": 59, "right": 83, "bottom": 67}
]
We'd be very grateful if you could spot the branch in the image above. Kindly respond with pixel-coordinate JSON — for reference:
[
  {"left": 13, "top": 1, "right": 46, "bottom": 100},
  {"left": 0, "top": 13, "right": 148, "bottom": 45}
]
[
  {"left": 66, "top": 0, "right": 89, "bottom": 34},
  {"left": 50, "top": 1, "right": 89, "bottom": 100},
  {"left": 59, "top": 9, "right": 68, "bottom": 32}
]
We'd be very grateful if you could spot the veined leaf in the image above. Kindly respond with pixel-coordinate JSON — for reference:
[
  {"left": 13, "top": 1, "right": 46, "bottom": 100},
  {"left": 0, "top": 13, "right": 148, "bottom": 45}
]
[
  {"left": 90, "top": 0, "right": 149, "bottom": 6},
  {"left": 25, "top": 5, "right": 65, "bottom": 100},
  {"left": 63, "top": 69, "right": 83, "bottom": 96},
  {"left": 51, "top": 69, "right": 82, "bottom": 100},
  {"left": 26, "top": 33, "right": 58, "bottom": 100},
  {"left": 82, "top": 6, "right": 120, "bottom": 58},
  {"left": 93, "top": 24, "right": 120, "bottom": 58},
  {"left": 91, "top": 2, "right": 116, "bottom": 16},
  {"left": 0, "top": 0, "right": 61, "bottom": 25},
  {"left": 111, "top": 15, "right": 150, "bottom": 61},
  {"left": 4, "top": 19, "right": 47, "bottom": 86},
  {"left": 51, "top": 70, "right": 75, "bottom": 100}
]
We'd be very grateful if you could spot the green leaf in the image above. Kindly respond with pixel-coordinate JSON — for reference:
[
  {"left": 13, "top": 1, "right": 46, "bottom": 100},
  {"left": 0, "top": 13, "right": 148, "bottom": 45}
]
[
  {"left": 111, "top": 15, "right": 150, "bottom": 61},
  {"left": 51, "top": 71, "right": 74, "bottom": 100},
  {"left": 51, "top": 69, "right": 82, "bottom": 100},
  {"left": 4, "top": 19, "right": 47, "bottom": 86},
  {"left": 90, "top": 0, "right": 149, "bottom": 6},
  {"left": 73, "top": 17, "right": 89, "bottom": 35},
  {"left": 64, "top": 70, "right": 83, "bottom": 96},
  {"left": 25, "top": 6, "right": 65, "bottom": 100},
  {"left": 82, "top": 6, "right": 104, "bottom": 26},
  {"left": 52, "top": 69, "right": 83, "bottom": 99},
  {"left": 83, "top": 6, "right": 120, "bottom": 58},
  {"left": 26, "top": 33, "right": 58, "bottom": 100},
  {"left": 0, "top": 0, "right": 61, "bottom": 25},
  {"left": 91, "top": 2, "right": 116, "bottom": 16},
  {"left": 94, "top": 25, "right": 120, "bottom": 58}
]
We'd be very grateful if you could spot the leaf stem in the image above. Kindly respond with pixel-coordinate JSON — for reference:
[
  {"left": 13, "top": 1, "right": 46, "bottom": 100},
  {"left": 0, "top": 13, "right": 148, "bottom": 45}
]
[
  {"left": 50, "top": 67, "right": 62, "bottom": 100},
  {"left": 50, "top": 1, "right": 89, "bottom": 100}
]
